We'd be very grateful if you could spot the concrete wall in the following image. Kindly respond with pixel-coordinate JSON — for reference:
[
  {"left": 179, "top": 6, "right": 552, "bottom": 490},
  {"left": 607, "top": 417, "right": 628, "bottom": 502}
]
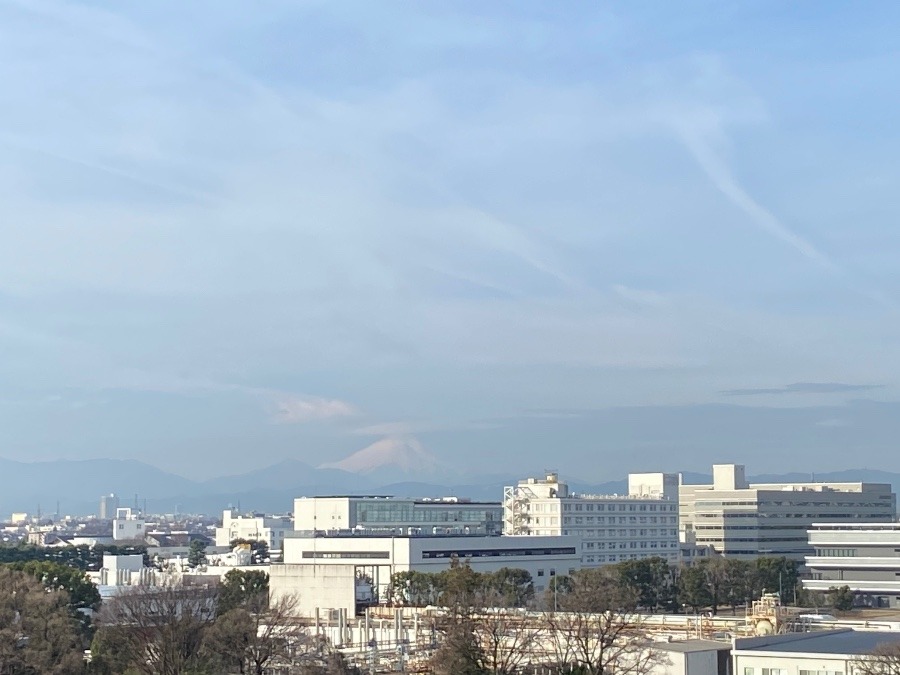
[
  {"left": 270, "top": 563, "right": 358, "bottom": 618},
  {"left": 294, "top": 497, "right": 353, "bottom": 531}
]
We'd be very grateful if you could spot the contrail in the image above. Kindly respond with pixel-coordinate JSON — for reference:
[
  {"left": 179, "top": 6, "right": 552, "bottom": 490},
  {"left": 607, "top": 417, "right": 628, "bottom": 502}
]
[
  {"left": 679, "top": 126, "right": 895, "bottom": 309},
  {"left": 679, "top": 128, "right": 837, "bottom": 272}
]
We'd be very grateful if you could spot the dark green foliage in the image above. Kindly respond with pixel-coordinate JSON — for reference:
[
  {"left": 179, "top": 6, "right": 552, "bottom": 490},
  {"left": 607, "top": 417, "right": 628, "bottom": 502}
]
[
  {"left": 676, "top": 564, "right": 712, "bottom": 612},
  {"left": 7, "top": 560, "right": 101, "bottom": 612},
  {"left": 830, "top": 585, "right": 855, "bottom": 611},
  {"left": 187, "top": 540, "right": 207, "bottom": 568},
  {"left": 388, "top": 562, "right": 534, "bottom": 609},
  {"left": 0, "top": 542, "right": 149, "bottom": 571},
  {"left": 675, "top": 556, "right": 801, "bottom": 615},
  {"left": 617, "top": 556, "right": 677, "bottom": 612},
  {"left": 0, "top": 567, "right": 84, "bottom": 674},
  {"left": 751, "top": 556, "right": 800, "bottom": 604},
  {"left": 217, "top": 568, "right": 269, "bottom": 615}
]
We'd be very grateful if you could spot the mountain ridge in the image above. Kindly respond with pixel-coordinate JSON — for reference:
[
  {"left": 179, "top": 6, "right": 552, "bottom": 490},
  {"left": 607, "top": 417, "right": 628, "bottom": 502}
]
[{"left": 1, "top": 456, "right": 899, "bottom": 517}]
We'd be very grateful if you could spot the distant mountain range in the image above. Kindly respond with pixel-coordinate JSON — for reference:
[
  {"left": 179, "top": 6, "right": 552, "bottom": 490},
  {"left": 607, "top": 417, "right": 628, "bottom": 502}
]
[{"left": 2, "top": 456, "right": 899, "bottom": 518}]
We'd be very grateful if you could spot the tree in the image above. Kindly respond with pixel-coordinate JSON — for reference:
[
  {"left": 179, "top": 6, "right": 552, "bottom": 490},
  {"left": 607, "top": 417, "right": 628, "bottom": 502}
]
[
  {"left": 677, "top": 564, "right": 711, "bottom": 613},
  {"left": 543, "top": 567, "right": 665, "bottom": 675},
  {"left": 484, "top": 568, "right": 534, "bottom": 608},
  {"left": 204, "top": 594, "right": 314, "bottom": 675},
  {"left": 217, "top": 569, "right": 269, "bottom": 615},
  {"left": 93, "top": 583, "right": 218, "bottom": 675},
  {"left": 387, "top": 570, "right": 443, "bottom": 606},
  {"left": 188, "top": 540, "right": 208, "bottom": 568},
  {"left": 617, "top": 557, "right": 677, "bottom": 612},
  {"left": 721, "top": 559, "right": 751, "bottom": 614},
  {"left": 854, "top": 641, "right": 900, "bottom": 675},
  {"left": 752, "top": 557, "right": 800, "bottom": 605},
  {"left": 830, "top": 585, "right": 855, "bottom": 612},
  {"left": 0, "top": 567, "right": 84, "bottom": 675},
  {"left": 429, "top": 559, "right": 488, "bottom": 674},
  {"left": 7, "top": 560, "right": 101, "bottom": 614}
]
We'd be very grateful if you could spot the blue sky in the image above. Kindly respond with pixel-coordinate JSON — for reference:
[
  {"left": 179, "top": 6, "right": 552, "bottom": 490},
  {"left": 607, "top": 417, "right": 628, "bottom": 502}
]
[{"left": 2, "top": 1, "right": 900, "bottom": 480}]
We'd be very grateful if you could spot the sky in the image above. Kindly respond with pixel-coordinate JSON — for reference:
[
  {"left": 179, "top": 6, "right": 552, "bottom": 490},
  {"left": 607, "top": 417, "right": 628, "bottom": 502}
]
[{"left": 2, "top": 0, "right": 900, "bottom": 481}]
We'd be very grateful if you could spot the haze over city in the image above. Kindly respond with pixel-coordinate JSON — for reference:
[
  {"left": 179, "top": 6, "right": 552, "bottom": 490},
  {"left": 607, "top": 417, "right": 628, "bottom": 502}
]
[{"left": 2, "top": 1, "right": 900, "bottom": 480}]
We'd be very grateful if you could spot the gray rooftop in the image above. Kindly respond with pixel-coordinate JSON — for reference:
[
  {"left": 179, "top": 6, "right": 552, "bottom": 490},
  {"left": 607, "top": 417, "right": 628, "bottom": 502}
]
[
  {"left": 656, "top": 639, "right": 731, "bottom": 653},
  {"left": 739, "top": 629, "right": 900, "bottom": 655}
]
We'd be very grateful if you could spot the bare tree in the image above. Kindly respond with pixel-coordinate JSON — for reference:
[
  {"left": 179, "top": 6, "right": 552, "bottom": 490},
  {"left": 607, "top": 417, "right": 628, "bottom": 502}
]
[
  {"left": 855, "top": 642, "right": 900, "bottom": 675},
  {"left": 474, "top": 608, "right": 542, "bottom": 675},
  {"left": 94, "top": 583, "right": 218, "bottom": 675},
  {"left": 204, "top": 593, "right": 321, "bottom": 675},
  {"left": 542, "top": 567, "right": 666, "bottom": 675}
]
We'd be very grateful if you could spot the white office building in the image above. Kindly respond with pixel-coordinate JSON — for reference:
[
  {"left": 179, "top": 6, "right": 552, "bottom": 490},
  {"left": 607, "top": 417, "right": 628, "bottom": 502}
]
[
  {"left": 293, "top": 496, "right": 502, "bottom": 536},
  {"left": 679, "top": 464, "right": 896, "bottom": 561},
  {"left": 270, "top": 533, "right": 580, "bottom": 618},
  {"left": 214, "top": 509, "right": 293, "bottom": 553},
  {"left": 503, "top": 473, "right": 680, "bottom": 567},
  {"left": 804, "top": 522, "right": 900, "bottom": 608},
  {"left": 112, "top": 507, "right": 145, "bottom": 542}
]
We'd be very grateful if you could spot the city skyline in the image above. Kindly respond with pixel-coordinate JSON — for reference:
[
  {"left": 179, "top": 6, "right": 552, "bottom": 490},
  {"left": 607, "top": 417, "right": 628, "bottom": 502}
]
[{"left": 2, "top": 2, "right": 900, "bottom": 477}]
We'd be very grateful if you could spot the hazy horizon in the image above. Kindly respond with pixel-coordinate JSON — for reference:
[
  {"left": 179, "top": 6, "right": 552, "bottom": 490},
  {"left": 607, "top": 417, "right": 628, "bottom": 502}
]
[{"left": 3, "top": 2, "right": 900, "bottom": 479}]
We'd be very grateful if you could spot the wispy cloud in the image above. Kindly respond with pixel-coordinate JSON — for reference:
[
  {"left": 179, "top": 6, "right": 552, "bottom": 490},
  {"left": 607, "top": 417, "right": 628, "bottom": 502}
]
[
  {"left": 721, "top": 382, "right": 884, "bottom": 397},
  {"left": 270, "top": 395, "right": 357, "bottom": 424},
  {"left": 670, "top": 102, "right": 895, "bottom": 309}
]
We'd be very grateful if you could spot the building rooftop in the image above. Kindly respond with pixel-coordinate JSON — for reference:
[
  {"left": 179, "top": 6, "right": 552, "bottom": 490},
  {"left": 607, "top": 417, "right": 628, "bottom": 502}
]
[
  {"left": 294, "top": 495, "right": 499, "bottom": 505},
  {"left": 285, "top": 530, "right": 505, "bottom": 539},
  {"left": 736, "top": 629, "right": 900, "bottom": 655},
  {"left": 655, "top": 639, "right": 731, "bottom": 653}
]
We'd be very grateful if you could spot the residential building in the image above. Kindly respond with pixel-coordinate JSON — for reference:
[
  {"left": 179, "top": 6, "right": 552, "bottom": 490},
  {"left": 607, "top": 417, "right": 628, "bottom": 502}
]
[
  {"left": 503, "top": 473, "right": 680, "bottom": 567},
  {"left": 214, "top": 509, "right": 293, "bottom": 552},
  {"left": 99, "top": 493, "right": 119, "bottom": 520},
  {"left": 804, "top": 522, "right": 900, "bottom": 608},
  {"left": 679, "top": 464, "right": 896, "bottom": 560},
  {"left": 293, "top": 496, "right": 502, "bottom": 536},
  {"left": 270, "top": 533, "right": 581, "bottom": 617},
  {"left": 112, "top": 507, "right": 145, "bottom": 541},
  {"left": 732, "top": 629, "right": 900, "bottom": 674}
]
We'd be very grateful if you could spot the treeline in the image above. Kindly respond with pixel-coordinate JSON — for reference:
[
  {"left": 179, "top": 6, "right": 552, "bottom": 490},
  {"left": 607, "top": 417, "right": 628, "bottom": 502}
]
[
  {"left": 90, "top": 569, "right": 360, "bottom": 674},
  {"left": 0, "top": 542, "right": 149, "bottom": 570},
  {"left": 427, "top": 560, "right": 667, "bottom": 675},
  {"left": 391, "top": 555, "right": 801, "bottom": 615},
  {"left": 0, "top": 566, "right": 359, "bottom": 675}
]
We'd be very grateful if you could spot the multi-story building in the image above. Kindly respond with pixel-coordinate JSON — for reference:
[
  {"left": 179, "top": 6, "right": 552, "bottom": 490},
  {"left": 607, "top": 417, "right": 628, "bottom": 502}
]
[
  {"left": 680, "top": 464, "right": 896, "bottom": 561},
  {"left": 803, "top": 523, "right": 900, "bottom": 608},
  {"left": 112, "top": 507, "right": 145, "bottom": 542},
  {"left": 99, "top": 493, "right": 119, "bottom": 520},
  {"left": 270, "top": 532, "right": 581, "bottom": 617},
  {"left": 503, "top": 473, "right": 680, "bottom": 567},
  {"left": 214, "top": 509, "right": 293, "bottom": 553},
  {"left": 293, "top": 496, "right": 502, "bottom": 536}
]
